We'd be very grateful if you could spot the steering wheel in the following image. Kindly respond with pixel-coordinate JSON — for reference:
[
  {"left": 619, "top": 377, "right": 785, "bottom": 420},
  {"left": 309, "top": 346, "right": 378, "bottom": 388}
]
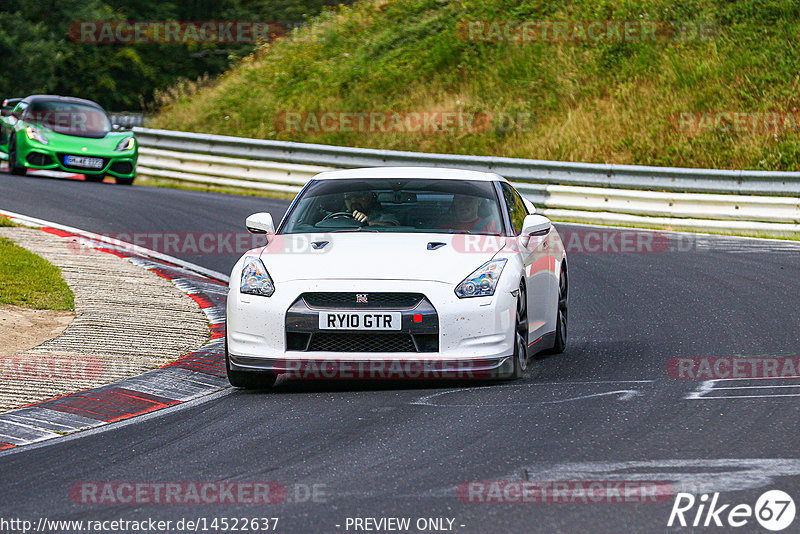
[{"left": 321, "top": 211, "right": 358, "bottom": 222}]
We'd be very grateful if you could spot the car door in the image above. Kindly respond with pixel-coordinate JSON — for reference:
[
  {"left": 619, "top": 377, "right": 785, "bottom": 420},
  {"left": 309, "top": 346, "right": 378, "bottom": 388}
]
[{"left": 501, "top": 182, "right": 555, "bottom": 342}]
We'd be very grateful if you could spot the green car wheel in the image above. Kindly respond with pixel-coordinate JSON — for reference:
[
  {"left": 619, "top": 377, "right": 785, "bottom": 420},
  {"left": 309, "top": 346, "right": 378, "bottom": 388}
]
[{"left": 8, "top": 137, "right": 27, "bottom": 176}]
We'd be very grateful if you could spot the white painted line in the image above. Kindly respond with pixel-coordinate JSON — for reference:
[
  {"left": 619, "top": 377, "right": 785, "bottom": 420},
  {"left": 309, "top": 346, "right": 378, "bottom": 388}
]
[
  {"left": 505, "top": 458, "right": 800, "bottom": 494},
  {"left": 711, "top": 384, "right": 800, "bottom": 390},
  {"left": 686, "top": 377, "right": 800, "bottom": 399},
  {"left": 0, "top": 418, "right": 60, "bottom": 433},
  {"left": 542, "top": 390, "right": 642, "bottom": 403},
  {"left": 4, "top": 413, "right": 95, "bottom": 433},
  {"left": 0, "top": 421, "right": 59, "bottom": 444},
  {"left": 0, "top": 414, "right": 82, "bottom": 434},
  {"left": 0, "top": 434, "right": 29, "bottom": 445},
  {"left": 412, "top": 380, "right": 653, "bottom": 407},
  {"left": 697, "top": 394, "right": 800, "bottom": 399}
]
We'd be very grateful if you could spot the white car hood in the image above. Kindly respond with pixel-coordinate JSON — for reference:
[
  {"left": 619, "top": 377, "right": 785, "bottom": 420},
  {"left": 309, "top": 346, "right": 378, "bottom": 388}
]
[{"left": 258, "top": 232, "right": 506, "bottom": 284}]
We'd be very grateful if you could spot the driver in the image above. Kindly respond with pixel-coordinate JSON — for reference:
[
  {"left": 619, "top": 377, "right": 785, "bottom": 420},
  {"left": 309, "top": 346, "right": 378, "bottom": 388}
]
[{"left": 343, "top": 191, "right": 399, "bottom": 226}]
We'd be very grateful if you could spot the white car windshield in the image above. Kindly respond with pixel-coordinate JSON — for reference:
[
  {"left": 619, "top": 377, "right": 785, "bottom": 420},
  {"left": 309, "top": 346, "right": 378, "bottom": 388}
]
[{"left": 281, "top": 178, "right": 505, "bottom": 235}]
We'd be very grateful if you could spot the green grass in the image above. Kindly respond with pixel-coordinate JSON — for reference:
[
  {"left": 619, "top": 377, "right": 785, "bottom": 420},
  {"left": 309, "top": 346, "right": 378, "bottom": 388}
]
[
  {"left": 152, "top": 0, "right": 800, "bottom": 171},
  {"left": 0, "top": 237, "right": 74, "bottom": 311},
  {"left": 0, "top": 217, "right": 16, "bottom": 227}
]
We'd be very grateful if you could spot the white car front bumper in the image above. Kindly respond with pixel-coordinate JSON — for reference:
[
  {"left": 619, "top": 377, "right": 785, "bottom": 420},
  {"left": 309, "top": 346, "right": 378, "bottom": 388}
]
[{"left": 226, "top": 278, "right": 519, "bottom": 379}]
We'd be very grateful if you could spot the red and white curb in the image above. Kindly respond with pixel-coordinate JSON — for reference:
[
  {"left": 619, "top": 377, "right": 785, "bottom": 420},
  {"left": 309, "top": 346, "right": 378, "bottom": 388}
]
[{"left": 0, "top": 211, "right": 231, "bottom": 452}]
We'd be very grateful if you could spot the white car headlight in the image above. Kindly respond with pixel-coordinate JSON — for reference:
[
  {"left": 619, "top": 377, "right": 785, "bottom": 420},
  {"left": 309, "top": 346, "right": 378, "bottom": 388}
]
[
  {"left": 455, "top": 259, "right": 507, "bottom": 298},
  {"left": 115, "top": 136, "right": 135, "bottom": 151},
  {"left": 26, "top": 126, "right": 48, "bottom": 145},
  {"left": 240, "top": 257, "right": 275, "bottom": 296}
]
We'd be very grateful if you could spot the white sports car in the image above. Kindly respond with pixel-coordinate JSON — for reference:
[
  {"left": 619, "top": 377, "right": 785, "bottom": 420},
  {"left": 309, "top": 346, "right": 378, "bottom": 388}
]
[{"left": 226, "top": 167, "right": 567, "bottom": 388}]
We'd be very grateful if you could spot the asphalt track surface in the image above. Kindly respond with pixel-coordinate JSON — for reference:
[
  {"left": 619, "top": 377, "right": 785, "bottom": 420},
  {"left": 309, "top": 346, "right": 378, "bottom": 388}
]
[{"left": 3, "top": 170, "right": 800, "bottom": 533}]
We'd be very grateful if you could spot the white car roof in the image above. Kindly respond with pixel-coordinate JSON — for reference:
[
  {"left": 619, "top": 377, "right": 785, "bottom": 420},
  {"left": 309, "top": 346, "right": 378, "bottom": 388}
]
[{"left": 313, "top": 167, "right": 507, "bottom": 182}]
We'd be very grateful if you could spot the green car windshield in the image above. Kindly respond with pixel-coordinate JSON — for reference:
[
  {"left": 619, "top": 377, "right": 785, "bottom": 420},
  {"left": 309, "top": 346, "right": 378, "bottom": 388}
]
[{"left": 25, "top": 101, "right": 111, "bottom": 139}]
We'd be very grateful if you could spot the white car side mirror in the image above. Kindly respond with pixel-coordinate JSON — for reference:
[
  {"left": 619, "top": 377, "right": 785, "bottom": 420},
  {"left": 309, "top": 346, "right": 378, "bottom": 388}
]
[
  {"left": 521, "top": 214, "right": 551, "bottom": 237},
  {"left": 245, "top": 212, "right": 275, "bottom": 234}
]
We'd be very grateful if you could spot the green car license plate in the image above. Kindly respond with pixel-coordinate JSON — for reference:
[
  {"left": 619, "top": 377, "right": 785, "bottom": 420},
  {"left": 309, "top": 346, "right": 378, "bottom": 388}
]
[{"left": 64, "top": 155, "right": 103, "bottom": 169}]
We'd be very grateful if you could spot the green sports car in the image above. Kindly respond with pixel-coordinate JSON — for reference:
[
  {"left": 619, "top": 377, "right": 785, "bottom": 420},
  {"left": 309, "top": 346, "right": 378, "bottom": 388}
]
[{"left": 0, "top": 95, "right": 137, "bottom": 185}]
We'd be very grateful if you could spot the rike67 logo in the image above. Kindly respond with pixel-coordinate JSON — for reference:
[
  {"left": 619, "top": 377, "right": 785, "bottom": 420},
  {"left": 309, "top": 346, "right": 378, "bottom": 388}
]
[{"left": 668, "top": 490, "right": 796, "bottom": 531}]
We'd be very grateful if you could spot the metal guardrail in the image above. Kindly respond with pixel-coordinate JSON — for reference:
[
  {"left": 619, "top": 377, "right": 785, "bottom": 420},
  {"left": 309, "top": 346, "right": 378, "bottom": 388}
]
[
  {"left": 134, "top": 127, "right": 800, "bottom": 195},
  {"left": 133, "top": 127, "right": 800, "bottom": 237},
  {"left": 111, "top": 113, "right": 146, "bottom": 129},
  {"left": 137, "top": 147, "right": 329, "bottom": 194}
]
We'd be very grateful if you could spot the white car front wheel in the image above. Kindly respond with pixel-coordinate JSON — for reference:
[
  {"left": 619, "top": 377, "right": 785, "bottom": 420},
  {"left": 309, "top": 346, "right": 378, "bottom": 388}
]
[
  {"left": 225, "top": 337, "right": 277, "bottom": 389},
  {"left": 510, "top": 283, "right": 528, "bottom": 379}
]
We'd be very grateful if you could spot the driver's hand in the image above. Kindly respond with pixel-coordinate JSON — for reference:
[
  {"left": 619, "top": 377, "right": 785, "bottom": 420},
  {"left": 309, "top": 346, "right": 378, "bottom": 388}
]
[{"left": 352, "top": 210, "right": 369, "bottom": 223}]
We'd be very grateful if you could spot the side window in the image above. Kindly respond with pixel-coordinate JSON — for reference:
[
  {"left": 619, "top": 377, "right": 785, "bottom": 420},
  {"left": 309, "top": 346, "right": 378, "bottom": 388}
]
[
  {"left": 501, "top": 183, "right": 528, "bottom": 235},
  {"left": 14, "top": 102, "right": 28, "bottom": 118}
]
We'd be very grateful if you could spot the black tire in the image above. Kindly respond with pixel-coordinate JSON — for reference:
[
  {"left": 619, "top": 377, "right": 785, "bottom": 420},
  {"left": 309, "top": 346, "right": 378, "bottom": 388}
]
[
  {"left": 84, "top": 173, "right": 105, "bottom": 183},
  {"left": 8, "top": 136, "right": 27, "bottom": 176},
  {"left": 115, "top": 175, "right": 135, "bottom": 185},
  {"left": 544, "top": 264, "right": 568, "bottom": 355},
  {"left": 225, "top": 338, "right": 276, "bottom": 389},
  {"left": 510, "top": 283, "right": 528, "bottom": 379}
]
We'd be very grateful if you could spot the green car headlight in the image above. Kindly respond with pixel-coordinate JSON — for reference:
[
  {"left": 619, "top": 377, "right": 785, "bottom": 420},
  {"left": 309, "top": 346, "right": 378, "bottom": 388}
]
[
  {"left": 25, "top": 126, "right": 48, "bottom": 145},
  {"left": 115, "top": 137, "right": 135, "bottom": 151}
]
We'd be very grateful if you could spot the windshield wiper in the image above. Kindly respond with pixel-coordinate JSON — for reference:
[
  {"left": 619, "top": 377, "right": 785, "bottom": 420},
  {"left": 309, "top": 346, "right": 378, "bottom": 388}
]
[
  {"left": 328, "top": 227, "right": 380, "bottom": 233},
  {"left": 449, "top": 230, "right": 503, "bottom": 235}
]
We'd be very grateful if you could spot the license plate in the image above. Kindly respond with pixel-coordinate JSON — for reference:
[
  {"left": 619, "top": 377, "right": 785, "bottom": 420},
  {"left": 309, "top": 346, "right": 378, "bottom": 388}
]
[
  {"left": 64, "top": 155, "right": 103, "bottom": 169},
  {"left": 319, "top": 311, "right": 401, "bottom": 330}
]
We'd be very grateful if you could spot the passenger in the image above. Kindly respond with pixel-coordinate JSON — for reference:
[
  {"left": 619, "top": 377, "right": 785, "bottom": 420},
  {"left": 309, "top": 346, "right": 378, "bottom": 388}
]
[{"left": 442, "top": 194, "right": 498, "bottom": 233}]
